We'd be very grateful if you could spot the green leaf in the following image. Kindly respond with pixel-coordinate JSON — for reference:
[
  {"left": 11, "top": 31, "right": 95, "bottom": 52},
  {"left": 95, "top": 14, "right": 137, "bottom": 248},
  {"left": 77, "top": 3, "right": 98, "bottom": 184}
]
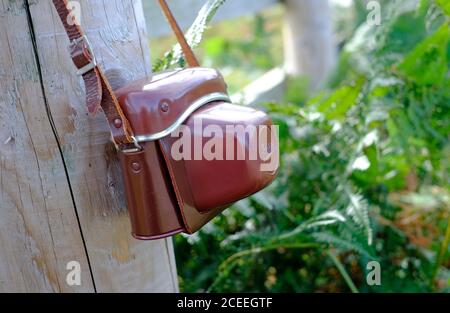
[
  {"left": 311, "top": 231, "right": 375, "bottom": 259},
  {"left": 398, "top": 23, "right": 450, "bottom": 85},
  {"left": 311, "top": 80, "right": 363, "bottom": 121},
  {"left": 436, "top": 0, "right": 450, "bottom": 15}
]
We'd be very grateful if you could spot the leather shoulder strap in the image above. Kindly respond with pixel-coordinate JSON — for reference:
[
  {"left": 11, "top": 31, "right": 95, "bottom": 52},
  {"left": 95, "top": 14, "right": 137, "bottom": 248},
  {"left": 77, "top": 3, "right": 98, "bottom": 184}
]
[
  {"left": 158, "top": 0, "right": 199, "bottom": 67},
  {"left": 52, "top": 0, "right": 137, "bottom": 150}
]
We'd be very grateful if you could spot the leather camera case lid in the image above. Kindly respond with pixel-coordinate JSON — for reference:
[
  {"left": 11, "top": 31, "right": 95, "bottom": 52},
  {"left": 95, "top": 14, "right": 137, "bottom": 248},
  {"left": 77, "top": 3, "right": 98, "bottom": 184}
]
[
  {"left": 116, "top": 68, "right": 229, "bottom": 140},
  {"left": 116, "top": 68, "right": 279, "bottom": 236}
]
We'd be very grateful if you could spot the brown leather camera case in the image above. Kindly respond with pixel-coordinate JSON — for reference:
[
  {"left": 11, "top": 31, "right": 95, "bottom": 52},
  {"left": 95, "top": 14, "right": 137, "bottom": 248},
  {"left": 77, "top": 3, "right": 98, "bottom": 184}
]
[
  {"left": 50, "top": 0, "right": 279, "bottom": 241},
  {"left": 116, "top": 68, "right": 279, "bottom": 240}
]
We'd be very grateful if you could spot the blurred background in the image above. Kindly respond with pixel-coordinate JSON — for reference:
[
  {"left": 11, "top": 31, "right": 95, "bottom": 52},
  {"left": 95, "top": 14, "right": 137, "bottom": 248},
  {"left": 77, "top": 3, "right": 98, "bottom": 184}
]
[{"left": 144, "top": 0, "right": 449, "bottom": 292}]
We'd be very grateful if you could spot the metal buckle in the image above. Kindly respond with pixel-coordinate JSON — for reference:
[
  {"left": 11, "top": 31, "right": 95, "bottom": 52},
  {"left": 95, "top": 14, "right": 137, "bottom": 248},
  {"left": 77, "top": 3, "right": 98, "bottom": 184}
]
[
  {"left": 70, "top": 35, "right": 97, "bottom": 76},
  {"left": 117, "top": 136, "right": 143, "bottom": 154}
]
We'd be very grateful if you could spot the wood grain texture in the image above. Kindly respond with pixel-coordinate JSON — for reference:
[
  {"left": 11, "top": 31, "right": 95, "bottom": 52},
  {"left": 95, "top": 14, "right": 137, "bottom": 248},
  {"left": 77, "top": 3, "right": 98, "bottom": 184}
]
[
  {"left": 0, "top": 0, "right": 94, "bottom": 293},
  {"left": 0, "top": 0, "right": 178, "bottom": 292}
]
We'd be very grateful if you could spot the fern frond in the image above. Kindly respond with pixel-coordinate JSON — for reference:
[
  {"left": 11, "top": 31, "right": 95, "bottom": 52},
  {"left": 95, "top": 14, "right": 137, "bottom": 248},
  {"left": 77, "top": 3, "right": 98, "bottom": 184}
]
[
  {"left": 344, "top": 188, "right": 373, "bottom": 246},
  {"left": 312, "top": 231, "right": 376, "bottom": 259},
  {"left": 154, "top": 0, "right": 227, "bottom": 72}
]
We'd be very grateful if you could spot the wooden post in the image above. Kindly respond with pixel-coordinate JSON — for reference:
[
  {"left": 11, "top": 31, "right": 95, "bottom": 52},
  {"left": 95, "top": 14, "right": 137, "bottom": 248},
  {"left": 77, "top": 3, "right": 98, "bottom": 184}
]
[
  {"left": 283, "top": 0, "right": 337, "bottom": 90},
  {"left": 0, "top": 0, "right": 178, "bottom": 292}
]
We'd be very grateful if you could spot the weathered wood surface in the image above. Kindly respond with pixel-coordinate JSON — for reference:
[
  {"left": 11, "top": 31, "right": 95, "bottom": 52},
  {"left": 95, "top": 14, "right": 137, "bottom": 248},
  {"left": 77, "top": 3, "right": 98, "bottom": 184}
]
[
  {"left": 0, "top": 1, "right": 94, "bottom": 292},
  {"left": 0, "top": 0, "right": 178, "bottom": 292},
  {"left": 144, "top": 0, "right": 279, "bottom": 38}
]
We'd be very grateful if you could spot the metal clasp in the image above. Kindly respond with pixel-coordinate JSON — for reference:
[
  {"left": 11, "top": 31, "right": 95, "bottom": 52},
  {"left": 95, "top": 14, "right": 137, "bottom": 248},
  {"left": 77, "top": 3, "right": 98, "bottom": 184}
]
[
  {"left": 70, "top": 35, "right": 97, "bottom": 76},
  {"left": 116, "top": 136, "right": 143, "bottom": 154}
]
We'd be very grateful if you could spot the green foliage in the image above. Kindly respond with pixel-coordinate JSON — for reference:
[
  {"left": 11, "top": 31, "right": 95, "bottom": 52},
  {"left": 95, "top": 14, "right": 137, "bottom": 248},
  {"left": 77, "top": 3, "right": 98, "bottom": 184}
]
[
  {"left": 201, "top": 7, "right": 283, "bottom": 93},
  {"left": 398, "top": 23, "right": 449, "bottom": 85},
  {"left": 203, "top": 14, "right": 277, "bottom": 70},
  {"left": 170, "top": 0, "right": 450, "bottom": 292},
  {"left": 437, "top": 0, "right": 450, "bottom": 15}
]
